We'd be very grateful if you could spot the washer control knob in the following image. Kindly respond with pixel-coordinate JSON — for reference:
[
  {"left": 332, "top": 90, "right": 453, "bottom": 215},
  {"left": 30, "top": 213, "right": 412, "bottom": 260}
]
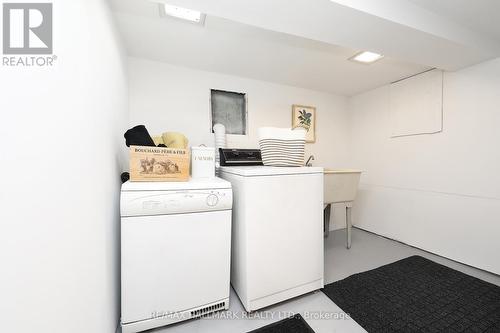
[{"left": 206, "top": 194, "right": 219, "bottom": 207}]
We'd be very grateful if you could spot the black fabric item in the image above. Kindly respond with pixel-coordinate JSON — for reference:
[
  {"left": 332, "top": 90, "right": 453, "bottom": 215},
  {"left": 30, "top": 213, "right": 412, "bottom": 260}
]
[
  {"left": 322, "top": 255, "right": 500, "bottom": 333},
  {"left": 247, "top": 314, "right": 315, "bottom": 333},
  {"left": 120, "top": 172, "right": 129, "bottom": 184},
  {"left": 157, "top": 144, "right": 167, "bottom": 147},
  {"left": 124, "top": 125, "right": 155, "bottom": 147}
]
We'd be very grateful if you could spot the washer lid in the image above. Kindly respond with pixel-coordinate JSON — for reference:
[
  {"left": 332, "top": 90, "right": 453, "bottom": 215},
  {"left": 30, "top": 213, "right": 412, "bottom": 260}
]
[
  {"left": 218, "top": 166, "right": 323, "bottom": 176},
  {"left": 121, "top": 177, "right": 231, "bottom": 191}
]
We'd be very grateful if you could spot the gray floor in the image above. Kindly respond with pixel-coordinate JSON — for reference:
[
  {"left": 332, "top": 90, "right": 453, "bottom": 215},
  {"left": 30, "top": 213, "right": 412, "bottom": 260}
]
[{"left": 148, "top": 228, "right": 500, "bottom": 333}]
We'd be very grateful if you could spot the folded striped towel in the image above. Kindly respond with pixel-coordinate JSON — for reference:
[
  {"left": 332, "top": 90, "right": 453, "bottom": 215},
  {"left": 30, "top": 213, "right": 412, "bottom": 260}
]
[{"left": 258, "top": 127, "right": 307, "bottom": 167}]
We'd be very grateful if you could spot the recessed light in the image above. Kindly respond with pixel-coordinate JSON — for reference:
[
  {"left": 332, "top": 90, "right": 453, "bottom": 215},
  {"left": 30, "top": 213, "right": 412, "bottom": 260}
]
[
  {"left": 349, "top": 51, "right": 384, "bottom": 64},
  {"left": 159, "top": 3, "right": 206, "bottom": 25}
]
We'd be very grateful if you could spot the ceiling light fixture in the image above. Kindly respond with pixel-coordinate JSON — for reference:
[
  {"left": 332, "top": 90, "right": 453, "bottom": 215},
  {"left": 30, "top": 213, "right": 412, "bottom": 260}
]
[
  {"left": 349, "top": 51, "right": 384, "bottom": 64},
  {"left": 159, "top": 3, "right": 206, "bottom": 25}
]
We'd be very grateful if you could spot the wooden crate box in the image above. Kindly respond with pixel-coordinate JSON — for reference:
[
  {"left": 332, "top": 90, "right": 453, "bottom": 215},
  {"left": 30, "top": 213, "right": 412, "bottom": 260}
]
[{"left": 129, "top": 145, "right": 190, "bottom": 182}]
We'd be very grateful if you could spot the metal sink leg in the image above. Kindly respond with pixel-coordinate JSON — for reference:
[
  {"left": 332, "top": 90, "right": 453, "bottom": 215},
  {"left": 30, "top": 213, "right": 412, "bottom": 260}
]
[
  {"left": 346, "top": 203, "right": 352, "bottom": 249},
  {"left": 323, "top": 203, "right": 331, "bottom": 238}
]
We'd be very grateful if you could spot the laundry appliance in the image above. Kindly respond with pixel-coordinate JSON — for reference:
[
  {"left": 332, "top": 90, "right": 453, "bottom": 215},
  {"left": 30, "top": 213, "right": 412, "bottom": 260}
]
[
  {"left": 120, "top": 178, "right": 232, "bottom": 333},
  {"left": 219, "top": 160, "right": 324, "bottom": 312}
]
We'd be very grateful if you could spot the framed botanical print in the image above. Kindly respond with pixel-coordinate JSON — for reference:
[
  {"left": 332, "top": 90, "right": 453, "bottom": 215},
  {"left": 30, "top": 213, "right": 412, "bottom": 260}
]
[{"left": 292, "top": 104, "right": 316, "bottom": 143}]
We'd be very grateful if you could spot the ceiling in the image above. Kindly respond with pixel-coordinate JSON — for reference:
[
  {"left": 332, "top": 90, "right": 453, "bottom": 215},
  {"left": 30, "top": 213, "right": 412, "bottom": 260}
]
[
  {"left": 409, "top": 0, "right": 500, "bottom": 41},
  {"left": 110, "top": 0, "right": 500, "bottom": 96}
]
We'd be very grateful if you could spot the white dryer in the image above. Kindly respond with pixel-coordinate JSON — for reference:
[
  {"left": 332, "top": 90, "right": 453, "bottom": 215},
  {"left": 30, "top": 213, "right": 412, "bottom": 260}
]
[
  {"left": 219, "top": 166, "right": 324, "bottom": 312},
  {"left": 120, "top": 178, "right": 232, "bottom": 333}
]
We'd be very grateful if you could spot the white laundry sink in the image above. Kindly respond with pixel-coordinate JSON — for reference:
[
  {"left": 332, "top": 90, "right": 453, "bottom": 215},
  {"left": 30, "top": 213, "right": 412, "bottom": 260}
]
[
  {"left": 323, "top": 169, "right": 362, "bottom": 249},
  {"left": 324, "top": 169, "right": 362, "bottom": 204}
]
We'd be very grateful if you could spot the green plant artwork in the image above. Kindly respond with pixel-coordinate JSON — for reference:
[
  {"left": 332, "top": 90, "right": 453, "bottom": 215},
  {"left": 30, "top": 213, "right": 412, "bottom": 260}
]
[{"left": 298, "top": 109, "right": 312, "bottom": 130}]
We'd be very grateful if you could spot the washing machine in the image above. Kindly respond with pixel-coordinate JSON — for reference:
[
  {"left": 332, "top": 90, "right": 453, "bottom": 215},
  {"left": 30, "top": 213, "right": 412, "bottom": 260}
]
[
  {"left": 219, "top": 165, "right": 324, "bottom": 312},
  {"left": 120, "top": 178, "right": 232, "bottom": 333}
]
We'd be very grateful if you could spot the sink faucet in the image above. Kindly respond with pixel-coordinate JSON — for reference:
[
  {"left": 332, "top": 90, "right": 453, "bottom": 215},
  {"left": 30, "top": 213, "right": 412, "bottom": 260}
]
[{"left": 305, "top": 155, "right": 315, "bottom": 167}]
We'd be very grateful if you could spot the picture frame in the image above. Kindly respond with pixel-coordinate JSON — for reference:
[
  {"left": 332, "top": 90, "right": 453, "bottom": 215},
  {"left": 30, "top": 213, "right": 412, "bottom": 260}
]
[{"left": 292, "top": 104, "right": 316, "bottom": 143}]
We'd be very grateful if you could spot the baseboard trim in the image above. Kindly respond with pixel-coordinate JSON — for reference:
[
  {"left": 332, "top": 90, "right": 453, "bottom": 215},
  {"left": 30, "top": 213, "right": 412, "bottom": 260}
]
[{"left": 351, "top": 226, "right": 500, "bottom": 278}]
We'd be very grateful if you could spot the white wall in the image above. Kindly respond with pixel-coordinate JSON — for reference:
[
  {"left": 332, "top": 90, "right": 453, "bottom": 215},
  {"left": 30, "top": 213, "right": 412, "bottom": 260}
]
[
  {"left": 0, "top": 1, "right": 128, "bottom": 332},
  {"left": 128, "top": 57, "right": 351, "bottom": 229},
  {"left": 349, "top": 58, "right": 500, "bottom": 274}
]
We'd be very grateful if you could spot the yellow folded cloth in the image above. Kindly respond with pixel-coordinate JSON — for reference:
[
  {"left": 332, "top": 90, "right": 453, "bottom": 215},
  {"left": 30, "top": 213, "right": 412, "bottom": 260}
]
[
  {"left": 162, "top": 132, "right": 188, "bottom": 149},
  {"left": 152, "top": 136, "right": 165, "bottom": 146}
]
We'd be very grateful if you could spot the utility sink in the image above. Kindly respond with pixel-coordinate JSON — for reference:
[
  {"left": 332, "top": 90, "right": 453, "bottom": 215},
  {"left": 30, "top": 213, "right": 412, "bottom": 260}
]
[
  {"left": 324, "top": 169, "right": 362, "bottom": 204},
  {"left": 323, "top": 169, "right": 362, "bottom": 249}
]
